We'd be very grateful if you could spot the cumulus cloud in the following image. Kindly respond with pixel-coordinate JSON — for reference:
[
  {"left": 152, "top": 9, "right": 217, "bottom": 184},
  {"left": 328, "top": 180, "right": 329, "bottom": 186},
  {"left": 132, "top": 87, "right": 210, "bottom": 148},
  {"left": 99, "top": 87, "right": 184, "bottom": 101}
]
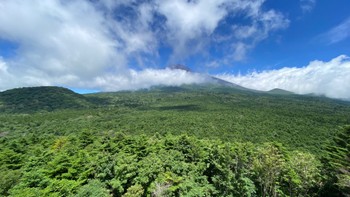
[
  {"left": 0, "top": 58, "right": 15, "bottom": 87},
  {"left": 0, "top": 0, "right": 122, "bottom": 82},
  {"left": 156, "top": 0, "right": 229, "bottom": 60},
  {"left": 216, "top": 55, "right": 350, "bottom": 99},
  {"left": 0, "top": 0, "right": 289, "bottom": 91},
  {"left": 158, "top": 0, "right": 289, "bottom": 61}
]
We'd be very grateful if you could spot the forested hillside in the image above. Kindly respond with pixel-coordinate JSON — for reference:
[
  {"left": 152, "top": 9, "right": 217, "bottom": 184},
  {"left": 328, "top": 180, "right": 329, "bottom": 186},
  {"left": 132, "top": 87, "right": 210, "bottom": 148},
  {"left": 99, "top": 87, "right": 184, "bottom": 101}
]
[
  {"left": 0, "top": 86, "right": 95, "bottom": 113},
  {"left": 0, "top": 85, "right": 349, "bottom": 196}
]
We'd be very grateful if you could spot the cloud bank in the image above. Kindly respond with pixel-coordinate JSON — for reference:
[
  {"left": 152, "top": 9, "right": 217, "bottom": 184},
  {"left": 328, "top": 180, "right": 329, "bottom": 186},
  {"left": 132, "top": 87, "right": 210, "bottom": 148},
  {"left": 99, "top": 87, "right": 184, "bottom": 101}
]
[
  {"left": 216, "top": 55, "right": 350, "bottom": 99},
  {"left": 86, "top": 69, "right": 209, "bottom": 92},
  {"left": 0, "top": 0, "right": 288, "bottom": 92}
]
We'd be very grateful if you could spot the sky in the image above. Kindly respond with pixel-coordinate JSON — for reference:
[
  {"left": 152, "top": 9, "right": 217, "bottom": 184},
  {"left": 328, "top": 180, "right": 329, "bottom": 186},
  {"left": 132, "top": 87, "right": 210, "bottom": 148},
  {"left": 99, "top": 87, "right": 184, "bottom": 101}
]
[{"left": 0, "top": 0, "right": 350, "bottom": 99}]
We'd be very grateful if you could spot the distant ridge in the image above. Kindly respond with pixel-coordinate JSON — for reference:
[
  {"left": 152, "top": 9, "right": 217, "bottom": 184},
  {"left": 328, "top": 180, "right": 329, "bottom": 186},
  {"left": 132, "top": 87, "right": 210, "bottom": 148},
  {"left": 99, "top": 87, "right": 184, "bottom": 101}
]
[
  {"left": 208, "top": 76, "right": 255, "bottom": 91},
  {"left": 0, "top": 86, "right": 94, "bottom": 113},
  {"left": 267, "top": 88, "right": 294, "bottom": 95}
]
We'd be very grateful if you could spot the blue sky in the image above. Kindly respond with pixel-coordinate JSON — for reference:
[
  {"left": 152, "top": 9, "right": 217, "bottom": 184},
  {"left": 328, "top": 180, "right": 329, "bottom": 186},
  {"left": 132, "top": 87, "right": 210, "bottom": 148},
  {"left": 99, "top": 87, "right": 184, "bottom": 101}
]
[{"left": 0, "top": 0, "right": 350, "bottom": 99}]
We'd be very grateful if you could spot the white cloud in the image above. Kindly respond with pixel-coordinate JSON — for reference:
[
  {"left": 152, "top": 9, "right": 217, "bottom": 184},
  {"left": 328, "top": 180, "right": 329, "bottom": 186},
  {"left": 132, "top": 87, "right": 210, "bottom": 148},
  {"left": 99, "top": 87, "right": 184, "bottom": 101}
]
[
  {"left": 156, "top": 0, "right": 229, "bottom": 59},
  {"left": 105, "top": 1, "right": 158, "bottom": 55},
  {"left": 0, "top": 0, "right": 122, "bottom": 79},
  {"left": 319, "top": 17, "right": 350, "bottom": 44},
  {"left": 216, "top": 55, "right": 350, "bottom": 99},
  {"left": 300, "top": 0, "right": 316, "bottom": 13},
  {"left": 232, "top": 42, "right": 251, "bottom": 61},
  {"left": 0, "top": 0, "right": 289, "bottom": 91},
  {"left": 82, "top": 68, "right": 209, "bottom": 91},
  {"left": 156, "top": 0, "right": 289, "bottom": 61},
  {"left": 0, "top": 59, "right": 8, "bottom": 73},
  {"left": 229, "top": 6, "right": 289, "bottom": 61},
  {"left": 259, "top": 10, "right": 289, "bottom": 33},
  {"left": 0, "top": 58, "right": 14, "bottom": 88},
  {"left": 224, "top": 4, "right": 289, "bottom": 61},
  {"left": 233, "top": 25, "right": 258, "bottom": 40},
  {"left": 0, "top": 1, "right": 347, "bottom": 100}
]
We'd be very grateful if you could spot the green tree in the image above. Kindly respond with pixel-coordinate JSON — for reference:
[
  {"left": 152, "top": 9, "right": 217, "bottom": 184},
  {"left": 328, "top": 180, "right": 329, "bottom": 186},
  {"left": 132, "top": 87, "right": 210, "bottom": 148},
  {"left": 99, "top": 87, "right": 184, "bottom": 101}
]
[
  {"left": 285, "top": 151, "right": 321, "bottom": 196},
  {"left": 74, "top": 180, "right": 109, "bottom": 197},
  {"left": 0, "top": 169, "right": 21, "bottom": 196},
  {"left": 206, "top": 143, "right": 256, "bottom": 196},
  {"left": 252, "top": 143, "right": 286, "bottom": 197},
  {"left": 325, "top": 126, "right": 350, "bottom": 196},
  {"left": 122, "top": 184, "right": 144, "bottom": 197}
]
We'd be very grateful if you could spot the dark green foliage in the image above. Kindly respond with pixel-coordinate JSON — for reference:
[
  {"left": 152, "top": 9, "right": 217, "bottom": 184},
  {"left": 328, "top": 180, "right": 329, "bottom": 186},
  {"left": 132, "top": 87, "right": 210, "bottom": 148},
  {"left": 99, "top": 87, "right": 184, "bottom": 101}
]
[
  {"left": 0, "top": 86, "right": 94, "bottom": 113},
  {"left": 0, "top": 85, "right": 350, "bottom": 196},
  {"left": 74, "top": 180, "right": 109, "bottom": 197},
  {"left": 205, "top": 142, "right": 256, "bottom": 196},
  {"left": 324, "top": 126, "right": 350, "bottom": 196},
  {"left": 0, "top": 132, "right": 326, "bottom": 196},
  {"left": 0, "top": 170, "right": 21, "bottom": 196}
]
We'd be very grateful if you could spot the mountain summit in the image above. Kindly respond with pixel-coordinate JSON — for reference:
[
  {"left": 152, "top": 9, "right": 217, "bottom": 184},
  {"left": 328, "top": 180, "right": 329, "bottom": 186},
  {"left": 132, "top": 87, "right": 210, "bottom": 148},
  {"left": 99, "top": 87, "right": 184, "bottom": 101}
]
[
  {"left": 167, "top": 64, "right": 192, "bottom": 72},
  {"left": 166, "top": 64, "right": 290, "bottom": 93}
]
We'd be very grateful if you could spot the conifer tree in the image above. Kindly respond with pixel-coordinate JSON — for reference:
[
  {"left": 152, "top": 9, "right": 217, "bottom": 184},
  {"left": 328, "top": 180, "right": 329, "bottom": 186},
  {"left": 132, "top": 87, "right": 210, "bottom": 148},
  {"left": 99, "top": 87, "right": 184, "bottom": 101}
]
[{"left": 325, "top": 126, "right": 350, "bottom": 196}]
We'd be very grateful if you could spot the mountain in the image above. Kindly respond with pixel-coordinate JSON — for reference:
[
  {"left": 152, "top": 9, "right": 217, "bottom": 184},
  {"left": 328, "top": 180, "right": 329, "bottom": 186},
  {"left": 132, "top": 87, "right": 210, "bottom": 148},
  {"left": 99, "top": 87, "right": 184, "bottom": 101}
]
[
  {"left": 167, "top": 64, "right": 192, "bottom": 72},
  {"left": 267, "top": 88, "right": 294, "bottom": 95},
  {"left": 145, "top": 77, "right": 290, "bottom": 95},
  {"left": 0, "top": 86, "right": 94, "bottom": 113},
  {"left": 208, "top": 76, "right": 258, "bottom": 91},
  {"left": 167, "top": 64, "right": 292, "bottom": 94}
]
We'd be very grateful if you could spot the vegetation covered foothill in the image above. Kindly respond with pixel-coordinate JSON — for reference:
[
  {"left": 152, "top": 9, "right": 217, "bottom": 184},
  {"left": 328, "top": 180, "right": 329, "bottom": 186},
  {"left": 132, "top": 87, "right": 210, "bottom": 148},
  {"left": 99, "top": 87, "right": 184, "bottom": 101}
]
[{"left": 0, "top": 85, "right": 349, "bottom": 196}]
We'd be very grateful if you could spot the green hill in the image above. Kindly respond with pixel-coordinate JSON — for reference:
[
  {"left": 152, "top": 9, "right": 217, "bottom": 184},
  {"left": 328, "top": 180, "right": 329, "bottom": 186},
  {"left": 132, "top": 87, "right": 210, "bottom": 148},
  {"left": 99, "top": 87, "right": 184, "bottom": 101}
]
[
  {"left": 267, "top": 88, "right": 294, "bottom": 95},
  {"left": 0, "top": 86, "right": 94, "bottom": 113}
]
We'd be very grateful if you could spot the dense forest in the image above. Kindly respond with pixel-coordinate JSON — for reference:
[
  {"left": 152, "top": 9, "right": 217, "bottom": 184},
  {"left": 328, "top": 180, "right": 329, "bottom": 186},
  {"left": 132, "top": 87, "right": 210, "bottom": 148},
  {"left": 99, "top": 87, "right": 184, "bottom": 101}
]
[{"left": 0, "top": 85, "right": 349, "bottom": 196}]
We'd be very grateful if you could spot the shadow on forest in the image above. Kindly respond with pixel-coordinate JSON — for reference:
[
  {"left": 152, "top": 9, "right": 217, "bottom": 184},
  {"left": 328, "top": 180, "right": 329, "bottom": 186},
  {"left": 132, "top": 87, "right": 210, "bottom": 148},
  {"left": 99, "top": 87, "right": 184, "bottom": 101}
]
[{"left": 156, "top": 104, "right": 201, "bottom": 111}]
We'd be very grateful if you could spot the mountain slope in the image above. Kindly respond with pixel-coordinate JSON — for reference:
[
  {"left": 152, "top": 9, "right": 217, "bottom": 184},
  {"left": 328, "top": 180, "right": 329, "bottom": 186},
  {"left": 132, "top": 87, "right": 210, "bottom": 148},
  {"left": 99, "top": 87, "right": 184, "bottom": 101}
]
[
  {"left": 208, "top": 76, "right": 255, "bottom": 91},
  {"left": 167, "top": 64, "right": 293, "bottom": 94},
  {"left": 0, "top": 86, "right": 94, "bottom": 113},
  {"left": 267, "top": 88, "right": 294, "bottom": 95}
]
